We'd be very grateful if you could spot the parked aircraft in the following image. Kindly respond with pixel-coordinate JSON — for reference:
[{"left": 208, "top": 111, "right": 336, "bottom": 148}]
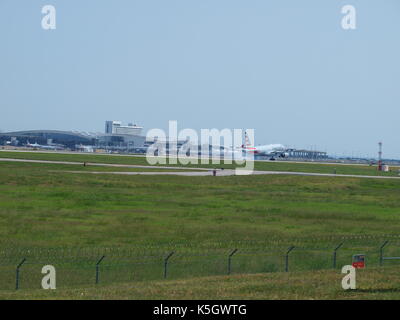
[{"left": 26, "top": 141, "right": 62, "bottom": 150}]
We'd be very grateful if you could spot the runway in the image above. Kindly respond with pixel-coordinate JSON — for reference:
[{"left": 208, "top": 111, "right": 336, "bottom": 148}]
[
  {"left": 0, "top": 157, "right": 210, "bottom": 171},
  {"left": 57, "top": 169, "right": 400, "bottom": 179},
  {"left": 2, "top": 157, "right": 400, "bottom": 179}
]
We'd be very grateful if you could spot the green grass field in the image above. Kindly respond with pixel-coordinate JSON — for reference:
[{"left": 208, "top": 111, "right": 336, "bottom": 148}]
[
  {"left": 1, "top": 160, "right": 400, "bottom": 247},
  {"left": 2, "top": 268, "right": 400, "bottom": 300},
  {"left": 1, "top": 152, "right": 400, "bottom": 299}
]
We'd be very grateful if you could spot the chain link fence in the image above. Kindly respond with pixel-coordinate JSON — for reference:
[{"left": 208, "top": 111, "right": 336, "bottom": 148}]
[{"left": 2, "top": 237, "right": 400, "bottom": 290}]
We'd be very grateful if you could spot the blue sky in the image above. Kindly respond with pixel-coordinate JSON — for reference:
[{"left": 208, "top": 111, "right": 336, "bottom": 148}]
[{"left": 0, "top": 0, "right": 399, "bottom": 158}]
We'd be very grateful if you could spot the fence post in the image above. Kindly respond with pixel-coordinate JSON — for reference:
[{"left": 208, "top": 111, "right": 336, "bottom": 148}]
[
  {"left": 227, "top": 249, "right": 238, "bottom": 275},
  {"left": 285, "top": 246, "right": 295, "bottom": 272},
  {"left": 333, "top": 242, "right": 344, "bottom": 269},
  {"left": 380, "top": 240, "right": 389, "bottom": 266},
  {"left": 15, "top": 258, "right": 26, "bottom": 290},
  {"left": 95, "top": 255, "right": 105, "bottom": 284},
  {"left": 164, "top": 251, "right": 175, "bottom": 279}
]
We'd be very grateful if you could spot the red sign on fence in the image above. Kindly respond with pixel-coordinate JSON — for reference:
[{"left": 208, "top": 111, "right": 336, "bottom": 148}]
[{"left": 352, "top": 254, "right": 365, "bottom": 268}]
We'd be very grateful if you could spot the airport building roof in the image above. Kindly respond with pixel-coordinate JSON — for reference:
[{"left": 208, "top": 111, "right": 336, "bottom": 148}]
[{"left": 0, "top": 130, "right": 96, "bottom": 144}]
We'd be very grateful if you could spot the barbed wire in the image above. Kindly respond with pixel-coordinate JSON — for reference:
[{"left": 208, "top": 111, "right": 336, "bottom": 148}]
[{"left": 0, "top": 234, "right": 399, "bottom": 265}]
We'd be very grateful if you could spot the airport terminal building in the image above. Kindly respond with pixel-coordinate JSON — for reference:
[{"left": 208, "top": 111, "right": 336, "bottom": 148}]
[
  {"left": 0, "top": 130, "right": 96, "bottom": 149},
  {"left": 0, "top": 121, "right": 146, "bottom": 152}
]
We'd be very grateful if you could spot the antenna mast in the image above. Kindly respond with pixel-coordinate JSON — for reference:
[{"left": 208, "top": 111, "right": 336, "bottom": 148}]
[{"left": 378, "top": 142, "right": 383, "bottom": 171}]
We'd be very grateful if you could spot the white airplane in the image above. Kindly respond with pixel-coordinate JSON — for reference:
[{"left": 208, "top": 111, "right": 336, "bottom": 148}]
[
  {"left": 242, "top": 132, "right": 289, "bottom": 159},
  {"left": 26, "top": 141, "right": 41, "bottom": 148},
  {"left": 26, "top": 141, "right": 60, "bottom": 150}
]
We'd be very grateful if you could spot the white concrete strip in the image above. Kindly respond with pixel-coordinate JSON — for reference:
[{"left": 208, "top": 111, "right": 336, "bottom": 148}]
[
  {"left": 0, "top": 157, "right": 209, "bottom": 171},
  {"left": 55, "top": 170, "right": 220, "bottom": 176},
  {"left": 55, "top": 169, "right": 400, "bottom": 179},
  {"left": 249, "top": 171, "right": 400, "bottom": 179}
]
